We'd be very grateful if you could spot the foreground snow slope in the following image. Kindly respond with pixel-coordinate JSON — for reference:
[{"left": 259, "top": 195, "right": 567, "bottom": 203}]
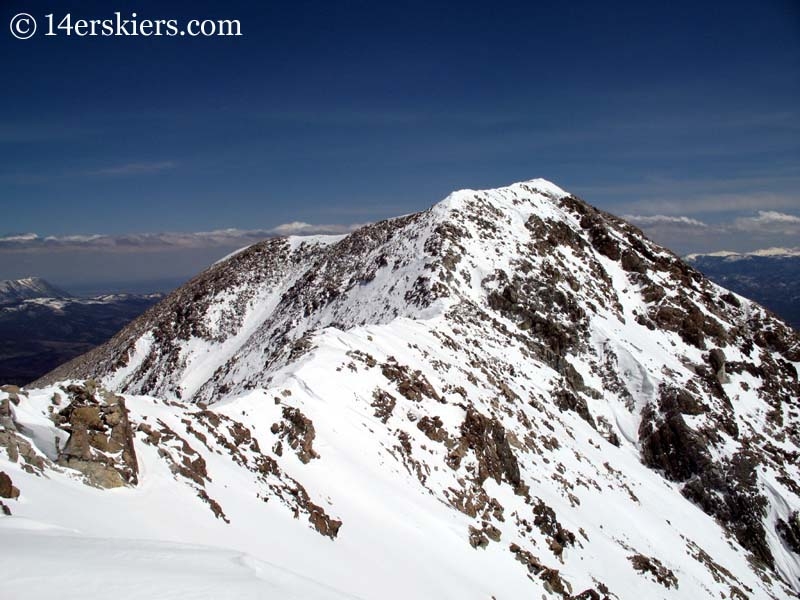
[
  {"left": 4, "top": 179, "right": 799, "bottom": 598},
  {"left": 1, "top": 519, "right": 358, "bottom": 600}
]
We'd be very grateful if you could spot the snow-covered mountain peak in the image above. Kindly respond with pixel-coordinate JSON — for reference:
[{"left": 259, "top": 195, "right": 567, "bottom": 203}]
[
  {"left": 433, "top": 178, "right": 570, "bottom": 222},
  {"left": 0, "top": 277, "right": 70, "bottom": 304},
  {"left": 5, "top": 179, "right": 799, "bottom": 599}
]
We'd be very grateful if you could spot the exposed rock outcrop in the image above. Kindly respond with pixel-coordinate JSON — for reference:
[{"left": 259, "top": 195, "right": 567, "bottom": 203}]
[
  {"left": 53, "top": 382, "right": 138, "bottom": 488},
  {"left": 273, "top": 407, "right": 319, "bottom": 464},
  {"left": 458, "top": 407, "right": 522, "bottom": 491},
  {"left": 0, "top": 471, "right": 19, "bottom": 499}
]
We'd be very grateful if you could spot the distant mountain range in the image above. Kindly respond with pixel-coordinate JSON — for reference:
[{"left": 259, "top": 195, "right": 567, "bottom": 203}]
[
  {"left": 0, "top": 278, "right": 162, "bottom": 385},
  {"left": 685, "top": 248, "right": 799, "bottom": 330},
  {"left": 0, "top": 277, "right": 70, "bottom": 305}
]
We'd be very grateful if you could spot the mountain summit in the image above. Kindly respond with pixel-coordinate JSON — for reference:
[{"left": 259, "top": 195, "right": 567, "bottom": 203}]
[
  {"left": 0, "top": 277, "right": 69, "bottom": 305},
  {"left": 5, "top": 179, "right": 799, "bottom": 599}
]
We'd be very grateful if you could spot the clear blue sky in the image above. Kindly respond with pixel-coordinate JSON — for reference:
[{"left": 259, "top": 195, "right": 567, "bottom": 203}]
[{"left": 1, "top": 0, "right": 798, "bottom": 286}]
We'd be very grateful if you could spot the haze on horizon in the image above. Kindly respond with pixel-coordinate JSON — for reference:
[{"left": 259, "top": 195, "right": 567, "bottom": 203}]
[{"left": 1, "top": 0, "right": 798, "bottom": 289}]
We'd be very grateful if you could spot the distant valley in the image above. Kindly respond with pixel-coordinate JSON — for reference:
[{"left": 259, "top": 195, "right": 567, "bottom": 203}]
[
  {"left": 686, "top": 248, "right": 800, "bottom": 330},
  {"left": 0, "top": 278, "right": 163, "bottom": 385}
]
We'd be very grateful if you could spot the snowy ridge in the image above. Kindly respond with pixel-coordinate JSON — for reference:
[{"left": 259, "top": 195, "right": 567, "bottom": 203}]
[
  {"left": 4, "top": 179, "right": 800, "bottom": 599},
  {"left": 0, "top": 277, "right": 69, "bottom": 304}
]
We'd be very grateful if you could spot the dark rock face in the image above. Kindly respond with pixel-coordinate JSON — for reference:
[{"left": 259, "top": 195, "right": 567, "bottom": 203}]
[
  {"left": 777, "top": 511, "right": 800, "bottom": 554},
  {"left": 274, "top": 407, "right": 319, "bottom": 464},
  {"left": 682, "top": 455, "right": 772, "bottom": 569},
  {"left": 381, "top": 357, "right": 441, "bottom": 402},
  {"left": 639, "top": 386, "right": 775, "bottom": 569},
  {"left": 708, "top": 348, "right": 728, "bottom": 383},
  {"left": 639, "top": 402, "right": 710, "bottom": 482},
  {"left": 53, "top": 382, "right": 138, "bottom": 488},
  {"left": 468, "top": 525, "right": 489, "bottom": 549},
  {"left": 0, "top": 471, "right": 19, "bottom": 499},
  {"left": 629, "top": 554, "right": 678, "bottom": 589},
  {"left": 487, "top": 279, "right": 584, "bottom": 366},
  {"left": 459, "top": 408, "right": 522, "bottom": 490},
  {"left": 532, "top": 498, "right": 576, "bottom": 557},
  {"left": 417, "top": 415, "right": 448, "bottom": 443},
  {"left": 139, "top": 419, "right": 209, "bottom": 487},
  {"left": 554, "top": 388, "right": 596, "bottom": 427},
  {"left": 371, "top": 388, "right": 396, "bottom": 423},
  {"left": 508, "top": 543, "right": 580, "bottom": 598},
  {"left": 303, "top": 491, "right": 342, "bottom": 539},
  {"left": 581, "top": 213, "right": 621, "bottom": 261}
]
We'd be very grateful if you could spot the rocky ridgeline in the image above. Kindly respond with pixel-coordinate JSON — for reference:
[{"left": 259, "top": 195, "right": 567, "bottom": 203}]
[
  {"left": 7, "top": 180, "right": 800, "bottom": 598},
  {"left": 0, "top": 382, "right": 137, "bottom": 490},
  {"left": 0, "top": 380, "right": 343, "bottom": 538}
]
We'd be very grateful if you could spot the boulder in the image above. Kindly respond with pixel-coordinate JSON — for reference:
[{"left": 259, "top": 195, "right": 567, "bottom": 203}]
[
  {"left": 0, "top": 471, "right": 20, "bottom": 499},
  {"left": 54, "top": 383, "right": 138, "bottom": 488}
]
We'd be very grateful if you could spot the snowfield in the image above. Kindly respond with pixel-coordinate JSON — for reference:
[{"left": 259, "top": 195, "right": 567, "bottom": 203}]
[{"left": 1, "top": 519, "right": 357, "bottom": 600}]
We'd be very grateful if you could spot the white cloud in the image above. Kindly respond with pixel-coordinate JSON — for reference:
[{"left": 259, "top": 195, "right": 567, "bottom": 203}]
[
  {"left": 268, "top": 221, "right": 363, "bottom": 236},
  {"left": 0, "top": 223, "right": 365, "bottom": 253},
  {"left": 42, "top": 234, "right": 106, "bottom": 243},
  {"left": 623, "top": 214, "right": 707, "bottom": 227},
  {"left": 0, "top": 233, "right": 39, "bottom": 242},
  {"left": 628, "top": 208, "right": 800, "bottom": 254},
  {"left": 732, "top": 211, "right": 800, "bottom": 234}
]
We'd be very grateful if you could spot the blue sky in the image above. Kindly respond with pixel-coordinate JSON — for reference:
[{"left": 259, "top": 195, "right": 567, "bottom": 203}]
[{"left": 1, "top": 0, "right": 798, "bottom": 287}]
